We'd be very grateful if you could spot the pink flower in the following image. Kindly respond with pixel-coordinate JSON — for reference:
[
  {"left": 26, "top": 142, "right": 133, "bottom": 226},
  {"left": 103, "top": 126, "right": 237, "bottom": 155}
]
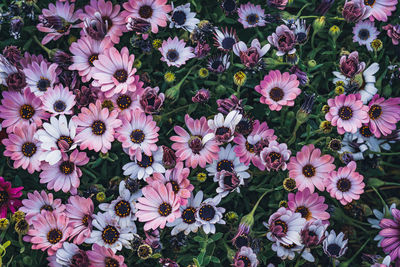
[
  {"left": 122, "top": 0, "right": 172, "bottom": 34},
  {"left": 140, "top": 86, "right": 165, "bottom": 114},
  {"left": 0, "top": 177, "right": 23, "bottom": 218},
  {"left": 24, "top": 211, "right": 72, "bottom": 256},
  {"left": 267, "top": 25, "right": 296, "bottom": 56},
  {"left": 255, "top": 70, "right": 301, "bottom": 111},
  {"left": 237, "top": 3, "right": 266, "bottom": 28},
  {"left": 73, "top": 100, "right": 122, "bottom": 153},
  {"left": 339, "top": 51, "right": 365, "bottom": 78},
  {"left": 260, "top": 140, "right": 291, "bottom": 171},
  {"left": 383, "top": 24, "right": 400, "bottom": 45},
  {"left": 325, "top": 94, "right": 370, "bottom": 135},
  {"left": 159, "top": 37, "right": 195, "bottom": 67},
  {"left": 19, "top": 190, "right": 65, "bottom": 224},
  {"left": 39, "top": 150, "right": 89, "bottom": 194},
  {"left": 87, "top": 243, "right": 127, "bottom": 267},
  {"left": 326, "top": 161, "right": 365, "bottom": 205},
  {"left": 0, "top": 88, "right": 49, "bottom": 133},
  {"left": 342, "top": 0, "right": 370, "bottom": 23},
  {"left": 23, "top": 61, "right": 58, "bottom": 97},
  {"left": 170, "top": 115, "right": 219, "bottom": 169},
  {"left": 2, "top": 123, "right": 44, "bottom": 174},
  {"left": 379, "top": 208, "right": 400, "bottom": 262},
  {"left": 136, "top": 182, "right": 181, "bottom": 231},
  {"left": 65, "top": 195, "right": 94, "bottom": 245},
  {"left": 91, "top": 47, "right": 143, "bottom": 98},
  {"left": 41, "top": 84, "right": 76, "bottom": 115},
  {"left": 364, "top": 0, "right": 397, "bottom": 22},
  {"left": 233, "top": 39, "right": 270, "bottom": 69},
  {"left": 367, "top": 94, "right": 400, "bottom": 138},
  {"left": 287, "top": 144, "right": 335, "bottom": 193},
  {"left": 287, "top": 188, "right": 330, "bottom": 223}
]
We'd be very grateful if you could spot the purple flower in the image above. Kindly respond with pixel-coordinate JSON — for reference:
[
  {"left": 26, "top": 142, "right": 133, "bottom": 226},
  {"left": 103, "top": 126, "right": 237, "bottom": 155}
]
[
  {"left": 383, "top": 24, "right": 400, "bottom": 45},
  {"left": 379, "top": 208, "right": 400, "bottom": 261},
  {"left": 267, "top": 0, "right": 288, "bottom": 10},
  {"left": 315, "top": 0, "right": 335, "bottom": 15},
  {"left": 192, "top": 88, "right": 210, "bottom": 103},
  {"left": 194, "top": 41, "right": 211, "bottom": 59},
  {"left": 339, "top": 51, "right": 365, "bottom": 78},
  {"left": 140, "top": 86, "right": 165, "bottom": 114},
  {"left": 6, "top": 71, "right": 26, "bottom": 92},
  {"left": 162, "top": 145, "right": 177, "bottom": 169},
  {"left": 342, "top": 0, "right": 369, "bottom": 23},
  {"left": 289, "top": 65, "right": 308, "bottom": 86},
  {"left": 2, "top": 46, "right": 21, "bottom": 66},
  {"left": 217, "top": 95, "right": 244, "bottom": 115},
  {"left": 268, "top": 25, "right": 296, "bottom": 56}
]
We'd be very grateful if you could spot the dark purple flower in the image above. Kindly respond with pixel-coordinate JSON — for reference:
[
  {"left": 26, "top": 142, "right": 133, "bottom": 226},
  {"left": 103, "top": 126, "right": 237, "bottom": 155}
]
[
  {"left": 145, "top": 229, "right": 162, "bottom": 250},
  {"left": 159, "top": 258, "right": 179, "bottom": 267},
  {"left": 126, "top": 17, "right": 151, "bottom": 34},
  {"left": 267, "top": 25, "right": 296, "bottom": 56},
  {"left": 221, "top": 0, "right": 237, "bottom": 14},
  {"left": 10, "top": 16, "right": 24, "bottom": 39},
  {"left": 59, "top": 70, "right": 80, "bottom": 90},
  {"left": 2, "top": 46, "right": 21, "bottom": 66},
  {"left": 52, "top": 50, "right": 73, "bottom": 69},
  {"left": 162, "top": 145, "right": 177, "bottom": 169},
  {"left": 6, "top": 71, "right": 26, "bottom": 92},
  {"left": 192, "top": 88, "right": 210, "bottom": 103},
  {"left": 70, "top": 250, "right": 89, "bottom": 267},
  {"left": 267, "top": 0, "right": 288, "bottom": 10},
  {"left": 315, "top": 0, "right": 335, "bottom": 15},
  {"left": 217, "top": 94, "right": 244, "bottom": 115},
  {"left": 289, "top": 65, "right": 308, "bottom": 86},
  {"left": 74, "top": 85, "right": 98, "bottom": 109},
  {"left": 194, "top": 41, "right": 211, "bottom": 59},
  {"left": 140, "top": 86, "right": 165, "bottom": 114},
  {"left": 82, "top": 15, "right": 107, "bottom": 41},
  {"left": 301, "top": 221, "right": 326, "bottom": 247},
  {"left": 383, "top": 24, "right": 400, "bottom": 45},
  {"left": 342, "top": 0, "right": 369, "bottom": 23},
  {"left": 339, "top": 51, "right": 365, "bottom": 78}
]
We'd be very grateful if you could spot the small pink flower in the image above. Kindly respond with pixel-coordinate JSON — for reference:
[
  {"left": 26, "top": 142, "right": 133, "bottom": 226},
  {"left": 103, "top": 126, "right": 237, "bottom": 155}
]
[
  {"left": 255, "top": 70, "right": 301, "bottom": 111},
  {"left": 287, "top": 144, "right": 335, "bottom": 193},
  {"left": 383, "top": 24, "right": 400, "bottom": 45},
  {"left": 267, "top": 25, "right": 296, "bottom": 56},
  {"left": 364, "top": 0, "right": 397, "bottom": 22},
  {"left": 65, "top": 195, "right": 94, "bottom": 245},
  {"left": 87, "top": 243, "right": 127, "bottom": 267},
  {"left": 367, "top": 94, "right": 400, "bottom": 138},
  {"left": 326, "top": 161, "right": 365, "bottom": 205},
  {"left": 260, "top": 140, "right": 291, "bottom": 171},
  {"left": 237, "top": 2, "right": 266, "bottom": 28},
  {"left": 379, "top": 208, "right": 400, "bottom": 262},
  {"left": 0, "top": 177, "right": 23, "bottom": 218}
]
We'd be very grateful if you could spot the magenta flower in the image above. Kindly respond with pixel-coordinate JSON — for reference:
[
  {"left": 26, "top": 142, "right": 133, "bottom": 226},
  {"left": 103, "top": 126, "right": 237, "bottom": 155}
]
[
  {"left": 65, "top": 195, "right": 94, "bottom": 245},
  {"left": 383, "top": 24, "right": 400, "bottom": 45},
  {"left": 260, "top": 140, "right": 291, "bottom": 171},
  {"left": 325, "top": 94, "right": 370, "bottom": 135},
  {"left": 170, "top": 115, "right": 219, "bottom": 169},
  {"left": 87, "top": 243, "right": 127, "bottom": 267},
  {"left": 379, "top": 208, "right": 400, "bottom": 262},
  {"left": 367, "top": 94, "right": 400, "bottom": 138},
  {"left": 255, "top": 70, "right": 301, "bottom": 111},
  {"left": 267, "top": 25, "right": 297, "bottom": 56},
  {"left": 23, "top": 61, "right": 58, "bottom": 97},
  {"left": 0, "top": 177, "right": 23, "bottom": 218},
  {"left": 364, "top": 0, "right": 397, "bottom": 22},
  {"left": 233, "top": 39, "right": 271, "bottom": 69},
  {"left": 287, "top": 144, "right": 335, "bottom": 193},
  {"left": 326, "top": 161, "right": 365, "bottom": 205},
  {"left": 140, "top": 86, "right": 165, "bottom": 114},
  {"left": 342, "top": 0, "right": 370, "bottom": 23},
  {"left": 73, "top": 100, "right": 122, "bottom": 153},
  {"left": 339, "top": 51, "right": 365, "bottom": 78}
]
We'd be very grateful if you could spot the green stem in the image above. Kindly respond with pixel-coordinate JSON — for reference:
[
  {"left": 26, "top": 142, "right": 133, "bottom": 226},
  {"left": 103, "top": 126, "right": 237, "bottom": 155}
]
[
  {"left": 372, "top": 186, "right": 387, "bottom": 209},
  {"left": 161, "top": 105, "right": 190, "bottom": 118},
  {"left": 339, "top": 238, "right": 371, "bottom": 267},
  {"left": 294, "top": 246, "right": 306, "bottom": 267},
  {"left": 288, "top": 120, "right": 302, "bottom": 145},
  {"left": 311, "top": 31, "right": 317, "bottom": 51},
  {"left": 369, "top": 151, "right": 400, "bottom": 156},
  {"left": 249, "top": 186, "right": 283, "bottom": 217},
  {"left": 296, "top": 3, "right": 312, "bottom": 17},
  {"left": 311, "top": 136, "right": 326, "bottom": 145},
  {"left": 32, "top": 35, "right": 53, "bottom": 58}
]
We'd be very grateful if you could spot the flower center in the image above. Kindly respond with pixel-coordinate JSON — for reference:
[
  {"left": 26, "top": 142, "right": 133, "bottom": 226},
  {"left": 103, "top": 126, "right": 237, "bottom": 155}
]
[
  {"left": 102, "top": 16, "right": 113, "bottom": 30},
  {"left": 295, "top": 206, "right": 312, "bottom": 220},
  {"left": 364, "top": 0, "right": 375, "bottom": 7},
  {"left": 368, "top": 104, "right": 382, "bottom": 120},
  {"left": 40, "top": 205, "right": 53, "bottom": 212},
  {"left": 182, "top": 207, "right": 196, "bottom": 224},
  {"left": 211, "top": 59, "right": 223, "bottom": 70},
  {"left": 91, "top": 120, "right": 106, "bottom": 135},
  {"left": 104, "top": 257, "right": 119, "bottom": 267},
  {"left": 53, "top": 100, "right": 66, "bottom": 112},
  {"left": 217, "top": 159, "right": 234, "bottom": 172},
  {"left": 130, "top": 129, "right": 145, "bottom": 144},
  {"left": 116, "top": 94, "right": 132, "bottom": 110},
  {"left": 113, "top": 69, "right": 128, "bottom": 83},
  {"left": 338, "top": 106, "right": 353, "bottom": 120},
  {"left": 234, "top": 235, "right": 249, "bottom": 249},
  {"left": 166, "top": 49, "right": 179, "bottom": 62},
  {"left": 158, "top": 202, "right": 172, "bottom": 216},
  {"left": 269, "top": 87, "right": 284, "bottom": 102},
  {"left": 337, "top": 178, "right": 351, "bottom": 192},
  {"left": 71, "top": 250, "right": 89, "bottom": 267},
  {"left": 269, "top": 152, "right": 282, "bottom": 162},
  {"left": 114, "top": 200, "right": 131, "bottom": 217},
  {"left": 188, "top": 136, "right": 203, "bottom": 154},
  {"left": 358, "top": 29, "right": 370, "bottom": 41},
  {"left": 245, "top": 141, "right": 255, "bottom": 153},
  {"left": 0, "top": 191, "right": 9, "bottom": 206},
  {"left": 236, "top": 119, "right": 253, "bottom": 135},
  {"left": 222, "top": 0, "right": 236, "bottom": 12},
  {"left": 215, "top": 126, "right": 230, "bottom": 136},
  {"left": 101, "top": 225, "right": 120, "bottom": 245},
  {"left": 138, "top": 5, "right": 153, "bottom": 19},
  {"left": 221, "top": 37, "right": 235, "bottom": 50},
  {"left": 21, "top": 142, "right": 37, "bottom": 157},
  {"left": 37, "top": 77, "right": 50, "bottom": 92},
  {"left": 302, "top": 164, "right": 315, "bottom": 178},
  {"left": 359, "top": 125, "right": 373, "bottom": 137},
  {"left": 88, "top": 54, "right": 98, "bottom": 66},
  {"left": 171, "top": 10, "right": 186, "bottom": 25},
  {"left": 137, "top": 154, "right": 153, "bottom": 168},
  {"left": 327, "top": 243, "right": 341, "bottom": 257},
  {"left": 19, "top": 104, "right": 35, "bottom": 119},
  {"left": 246, "top": 14, "right": 259, "bottom": 25},
  {"left": 81, "top": 214, "right": 90, "bottom": 227},
  {"left": 170, "top": 181, "right": 180, "bottom": 194},
  {"left": 58, "top": 136, "right": 74, "bottom": 147},
  {"left": 59, "top": 161, "right": 75, "bottom": 175},
  {"left": 238, "top": 256, "right": 251, "bottom": 267},
  {"left": 283, "top": 178, "right": 296, "bottom": 191},
  {"left": 137, "top": 245, "right": 152, "bottom": 259},
  {"left": 273, "top": 219, "right": 288, "bottom": 234},
  {"left": 47, "top": 228, "right": 63, "bottom": 244},
  {"left": 199, "top": 204, "right": 216, "bottom": 221},
  {"left": 223, "top": 173, "right": 239, "bottom": 189}
]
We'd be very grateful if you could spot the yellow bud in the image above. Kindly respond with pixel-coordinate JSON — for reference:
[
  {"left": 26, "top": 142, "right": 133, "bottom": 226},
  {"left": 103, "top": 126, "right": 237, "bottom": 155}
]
[{"left": 96, "top": 192, "right": 106, "bottom": 202}]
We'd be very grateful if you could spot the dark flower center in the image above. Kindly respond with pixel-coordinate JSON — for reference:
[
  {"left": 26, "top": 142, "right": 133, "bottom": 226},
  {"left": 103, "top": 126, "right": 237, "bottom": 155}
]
[
  {"left": 139, "top": 5, "right": 153, "bottom": 19},
  {"left": 114, "top": 200, "right": 131, "bottom": 217},
  {"left": 81, "top": 214, "right": 90, "bottom": 227},
  {"left": 338, "top": 106, "right": 353, "bottom": 120},
  {"left": 327, "top": 243, "right": 341, "bottom": 257},
  {"left": 215, "top": 127, "right": 230, "bottom": 136},
  {"left": 37, "top": 77, "right": 50, "bottom": 91},
  {"left": 116, "top": 94, "right": 132, "bottom": 110},
  {"left": 58, "top": 136, "right": 74, "bottom": 147},
  {"left": 296, "top": 32, "right": 307, "bottom": 43},
  {"left": 137, "top": 154, "right": 153, "bottom": 168},
  {"left": 130, "top": 129, "right": 145, "bottom": 144},
  {"left": 88, "top": 54, "right": 98, "bottom": 66},
  {"left": 223, "top": 174, "right": 234, "bottom": 188},
  {"left": 170, "top": 181, "right": 180, "bottom": 194},
  {"left": 113, "top": 69, "right": 128, "bottom": 83},
  {"left": 158, "top": 202, "right": 172, "bottom": 216},
  {"left": 188, "top": 136, "right": 203, "bottom": 154},
  {"left": 166, "top": 49, "right": 179, "bottom": 62},
  {"left": 221, "top": 37, "right": 235, "bottom": 50},
  {"left": 274, "top": 219, "right": 288, "bottom": 234},
  {"left": 102, "top": 16, "right": 113, "bottom": 30},
  {"left": 236, "top": 119, "right": 253, "bottom": 135},
  {"left": 234, "top": 235, "right": 249, "bottom": 249},
  {"left": 70, "top": 250, "right": 89, "bottom": 267},
  {"left": 269, "top": 87, "right": 284, "bottom": 102},
  {"left": 222, "top": 0, "right": 236, "bottom": 12},
  {"left": 199, "top": 204, "right": 215, "bottom": 221},
  {"left": 329, "top": 139, "right": 342, "bottom": 151},
  {"left": 19, "top": 104, "right": 35, "bottom": 119},
  {"left": 283, "top": 178, "right": 296, "bottom": 190},
  {"left": 364, "top": 0, "right": 375, "bottom": 7},
  {"left": 102, "top": 225, "right": 120, "bottom": 245},
  {"left": 337, "top": 178, "right": 351, "bottom": 192},
  {"left": 245, "top": 141, "right": 255, "bottom": 153},
  {"left": 238, "top": 256, "right": 251, "bottom": 267},
  {"left": 302, "top": 164, "right": 315, "bottom": 178},
  {"left": 59, "top": 161, "right": 75, "bottom": 175},
  {"left": 91, "top": 120, "right": 106, "bottom": 135},
  {"left": 40, "top": 205, "right": 53, "bottom": 212},
  {"left": 182, "top": 207, "right": 196, "bottom": 224},
  {"left": 217, "top": 159, "right": 234, "bottom": 172},
  {"left": 359, "top": 125, "right": 373, "bottom": 137},
  {"left": 358, "top": 29, "right": 370, "bottom": 41},
  {"left": 21, "top": 142, "right": 37, "bottom": 157},
  {"left": 138, "top": 245, "right": 152, "bottom": 258},
  {"left": 104, "top": 257, "right": 119, "bottom": 267},
  {"left": 0, "top": 191, "right": 9, "bottom": 206},
  {"left": 53, "top": 100, "right": 66, "bottom": 112},
  {"left": 368, "top": 105, "right": 382, "bottom": 120},
  {"left": 295, "top": 206, "right": 311, "bottom": 220},
  {"left": 269, "top": 152, "right": 282, "bottom": 162},
  {"left": 172, "top": 11, "right": 186, "bottom": 25},
  {"left": 246, "top": 14, "right": 259, "bottom": 25},
  {"left": 211, "top": 60, "right": 223, "bottom": 70},
  {"left": 47, "top": 228, "right": 63, "bottom": 244},
  {"left": 282, "top": 243, "right": 296, "bottom": 249}
]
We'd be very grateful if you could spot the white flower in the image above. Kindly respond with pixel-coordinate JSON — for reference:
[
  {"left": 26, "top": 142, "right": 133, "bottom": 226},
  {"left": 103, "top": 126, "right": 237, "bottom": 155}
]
[
  {"left": 272, "top": 241, "right": 314, "bottom": 262},
  {"left": 323, "top": 230, "right": 348, "bottom": 258},
  {"left": 195, "top": 194, "right": 225, "bottom": 234},
  {"left": 168, "top": 3, "right": 199, "bottom": 32},
  {"left": 352, "top": 20, "right": 379, "bottom": 51},
  {"left": 41, "top": 85, "right": 76, "bottom": 115},
  {"left": 208, "top": 110, "right": 242, "bottom": 143},
  {"left": 367, "top": 203, "right": 396, "bottom": 246},
  {"left": 122, "top": 147, "right": 165, "bottom": 180}
]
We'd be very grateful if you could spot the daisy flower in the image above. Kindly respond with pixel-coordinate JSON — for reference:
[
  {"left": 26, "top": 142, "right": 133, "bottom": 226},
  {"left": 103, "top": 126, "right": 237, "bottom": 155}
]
[
  {"left": 195, "top": 195, "right": 226, "bottom": 234},
  {"left": 23, "top": 61, "right": 58, "bottom": 97},
  {"left": 301, "top": 220, "right": 328, "bottom": 247},
  {"left": 207, "top": 54, "right": 231, "bottom": 73},
  {"left": 65, "top": 195, "right": 94, "bottom": 245},
  {"left": 24, "top": 211, "right": 72, "bottom": 256},
  {"left": 0, "top": 88, "right": 49, "bottom": 133},
  {"left": 91, "top": 47, "right": 143, "bottom": 98},
  {"left": 233, "top": 39, "right": 271, "bottom": 69},
  {"left": 170, "top": 114, "right": 219, "bottom": 169},
  {"left": 287, "top": 144, "right": 335, "bottom": 193},
  {"left": 322, "top": 230, "right": 348, "bottom": 258},
  {"left": 271, "top": 241, "right": 314, "bottom": 262},
  {"left": 379, "top": 208, "right": 400, "bottom": 261},
  {"left": 85, "top": 212, "right": 134, "bottom": 252},
  {"left": 268, "top": 25, "right": 297, "bottom": 56},
  {"left": 237, "top": 2, "right": 266, "bottom": 28},
  {"left": 101, "top": 90, "right": 144, "bottom": 118},
  {"left": 122, "top": 0, "right": 172, "bottom": 34},
  {"left": 233, "top": 246, "right": 259, "bottom": 267},
  {"left": 325, "top": 93, "right": 370, "bottom": 135},
  {"left": 287, "top": 188, "right": 330, "bottom": 223},
  {"left": 367, "top": 94, "right": 400, "bottom": 138},
  {"left": 122, "top": 147, "right": 165, "bottom": 180},
  {"left": 169, "top": 3, "right": 199, "bottom": 32},
  {"left": 136, "top": 182, "right": 181, "bottom": 231},
  {"left": 87, "top": 243, "right": 127, "bottom": 267},
  {"left": 50, "top": 242, "right": 88, "bottom": 266},
  {"left": 19, "top": 190, "right": 65, "bottom": 223},
  {"left": 69, "top": 36, "right": 113, "bottom": 82},
  {"left": 2, "top": 123, "right": 44, "bottom": 174},
  {"left": 355, "top": 125, "right": 391, "bottom": 157},
  {"left": 208, "top": 110, "right": 242, "bottom": 144},
  {"left": 213, "top": 27, "right": 238, "bottom": 51},
  {"left": 159, "top": 37, "right": 195, "bottom": 67},
  {"left": 326, "top": 161, "right": 365, "bottom": 205},
  {"left": 368, "top": 203, "right": 396, "bottom": 247},
  {"left": 260, "top": 140, "right": 291, "bottom": 171},
  {"left": 119, "top": 179, "right": 142, "bottom": 202},
  {"left": 79, "top": 0, "right": 126, "bottom": 44},
  {"left": 41, "top": 85, "right": 75, "bottom": 115},
  {"left": 115, "top": 108, "right": 159, "bottom": 161},
  {"left": 364, "top": 0, "right": 397, "bottom": 22},
  {"left": 37, "top": 1, "right": 81, "bottom": 45},
  {"left": 255, "top": 70, "right": 301, "bottom": 111},
  {"left": 73, "top": 100, "right": 122, "bottom": 153},
  {"left": 214, "top": 170, "right": 243, "bottom": 198},
  {"left": 0, "top": 177, "right": 23, "bottom": 218},
  {"left": 352, "top": 20, "right": 379, "bottom": 51}
]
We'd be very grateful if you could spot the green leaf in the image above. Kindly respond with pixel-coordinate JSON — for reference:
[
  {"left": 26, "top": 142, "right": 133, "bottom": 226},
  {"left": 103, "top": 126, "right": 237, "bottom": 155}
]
[
  {"left": 210, "top": 256, "right": 220, "bottom": 263},
  {"left": 210, "top": 232, "right": 223, "bottom": 242},
  {"left": 193, "top": 236, "right": 204, "bottom": 243}
]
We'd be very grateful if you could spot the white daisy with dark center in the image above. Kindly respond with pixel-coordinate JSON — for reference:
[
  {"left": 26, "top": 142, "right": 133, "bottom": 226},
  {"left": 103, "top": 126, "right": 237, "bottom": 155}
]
[
  {"left": 122, "top": 147, "right": 165, "bottom": 180},
  {"left": 195, "top": 195, "right": 225, "bottom": 234},
  {"left": 213, "top": 27, "right": 238, "bottom": 51},
  {"left": 169, "top": 3, "right": 199, "bottom": 32},
  {"left": 208, "top": 110, "right": 242, "bottom": 143},
  {"left": 323, "top": 230, "right": 348, "bottom": 258}
]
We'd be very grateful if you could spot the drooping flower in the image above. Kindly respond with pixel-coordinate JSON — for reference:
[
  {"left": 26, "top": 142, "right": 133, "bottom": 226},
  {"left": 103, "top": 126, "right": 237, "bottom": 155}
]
[
  {"left": 339, "top": 51, "right": 365, "bottom": 79},
  {"left": 383, "top": 24, "right": 400, "bottom": 45},
  {"left": 86, "top": 243, "right": 127, "bottom": 267},
  {"left": 192, "top": 88, "right": 210, "bottom": 103},
  {"left": 0, "top": 177, "right": 23, "bottom": 218},
  {"left": 168, "top": 3, "right": 199, "bottom": 32},
  {"left": 260, "top": 140, "right": 291, "bottom": 171},
  {"left": 140, "top": 86, "right": 165, "bottom": 114},
  {"left": 367, "top": 94, "right": 400, "bottom": 138},
  {"left": 22, "top": 61, "right": 58, "bottom": 97},
  {"left": 207, "top": 54, "right": 230, "bottom": 73},
  {"left": 268, "top": 25, "right": 297, "bottom": 56},
  {"left": 237, "top": 2, "right": 266, "bottom": 28},
  {"left": 122, "top": 147, "right": 165, "bottom": 180},
  {"left": 233, "top": 39, "right": 270, "bottom": 69},
  {"left": 195, "top": 195, "right": 225, "bottom": 234},
  {"left": 352, "top": 20, "right": 379, "bottom": 51},
  {"left": 322, "top": 230, "right": 348, "bottom": 258},
  {"left": 233, "top": 246, "right": 259, "bottom": 267},
  {"left": 41, "top": 85, "right": 75, "bottom": 115},
  {"left": 301, "top": 220, "right": 328, "bottom": 247},
  {"left": 159, "top": 37, "right": 195, "bottom": 67},
  {"left": 65, "top": 195, "right": 94, "bottom": 245},
  {"left": 208, "top": 110, "right": 242, "bottom": 144},
  {"left": 379, "top": 208, "right": 400, "bottom": 262},
  {"left": 214, "top": 170, "right": 243, "bottom": 198},
  {"left": 363, "top": 0, "right": 397, "bottom": 22}
]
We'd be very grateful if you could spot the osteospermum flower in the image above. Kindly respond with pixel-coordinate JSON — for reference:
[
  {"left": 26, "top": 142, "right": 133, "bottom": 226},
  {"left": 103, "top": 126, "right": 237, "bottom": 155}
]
[
  {"left": 325, "top": 94, "right": 369, "bottom": 135},
  {"left": 169, "top": 3, "right": 199, "bottom": 32},
  {"left": 213, "top": 27, "right": 238, "bottom": 51},
  {"left": 24, "top": 211, "right": 72, "bottom": 256},
  {"left": 207, "top": 54, "right": 231, "bottom": 73},
  {"left": 136, "top": 182, "right": 181, "bottom": 231},
  {"left": 0, "top": 88, "right": 49, "bottom": 133},
  {"left": 233, "top": 246, "right": 259, "bottom": 267},
  {"left": 367, "top": 94, "right": 400, "bottom": 138},
  {"left": 272, "top": 240, "right": 314, "bottom": 262},
  {"left": 322, "top": 230, "right": 348, "bottom": 258},
  {"left": 87, "top": 243, "right": 127, "bottom": 267},
  {"left": 159, "top": 37, "right": 195, "bottom": 67},
  {"left": 255, "top": 70, "right": 301, "bottom": 111},
  {"left": 260, "top": 140, "right": 291, "bottom": 171},
  {"left": 41, "top": 85, "right": 75, "bottom": 115},
  {"left": 268, "top": 25, "right": 297, "bottom": 56},
  {"left": 352, "top": 20, "right": 379, "bottom": 51},
  {"left": 208, "top": 110, "right": 242, "bottom": 144},
  {"left": 237, "top": 2, "right": 266, "bottom": 28},
  {"left": 196, "top": 195, "right": 225, "bottom": 234},
  {"left": 122, "top": 0, "right": 172, "bottom": 34},
  {"left": 364, "top": 0, "right": 397, "bottom": 22},
  {"left": 0, "top": 177, "right": 23, "bottom": 218},
  {"left": 233, "top": 39, "right": 271, "bottom": 69},
  {"left": 379, "top": 208, "right": 400, "bottom": 261},
  {"left": 73, "top": 100, "right": 122, "bottom": 153},
  {"left": 65, "top": 195, "right": 94, "bottom": 245},
  {"left": 49, "top": 242, "right": 89, "bottom": 267},
  {"left": 23, "top": 61, "right": 58, "bottom": 97},
  {"left": 170, "top": 114, "right": 219, "bottom": 169},
  {"left": 2, "top": 123, "right": 44, "bottom": 174},
  {"left": 122, "top": 147, "right": 165, "bottom": 180},
  {"left": 287, "top": 144, "right": 335, "bottom": 193},
  {"left": 326, "top": 161, "right": 365, "bottom": 205}
]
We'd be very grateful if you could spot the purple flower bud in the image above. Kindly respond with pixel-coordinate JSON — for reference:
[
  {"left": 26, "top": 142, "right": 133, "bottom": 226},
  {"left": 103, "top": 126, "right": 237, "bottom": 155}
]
[
  {"left": 70, "top": 250, "right": 89, "bottom": 267},
  {"left": 339, "top": 51, "right": 365, "bottom": 78},
  {"left": 140, "top": 86, "right": 165, "bottom": 114},
  {"left": 217, "top": 94, "right": 244, "bottom": 115},
  {"left": 192, "top": 88, "right": 210, "bottom": 103},
  {"left": 162, "top": 145, "right": 177, "bottom": 169},
  {"left": 267, "top": 0, "right": 288, "bottom": 10},
  {"left": 342, "top": 0, "right": 369, "bottom": 23},
  {"left": 194, "top": 41, "right": 211, "bottom": 59},
  {"left": 82, "top": 14, "right": 107, "bottom": 41},
  {"left": 2, "top": 46, "right": 21, "bottom": 66},
  {"left": 289, "top": 65, "right": 308, "bottom": 86},
  {"left": 10, "top": 16, "right": 24, "bottom": 39},
  {"left": 74, "top": 85, "right": 98, "bottom": 109},
  {"left": 159, "top": 258, "right": 179, "bottom": 267}
]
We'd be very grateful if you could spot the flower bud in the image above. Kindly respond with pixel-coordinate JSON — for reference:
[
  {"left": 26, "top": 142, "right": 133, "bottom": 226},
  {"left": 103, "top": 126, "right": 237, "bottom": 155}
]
[
  {"left": 329, "top": 25, "right": 341, "bottom": 40},
  {"left": 0, "top": 218, "right": 9, "bottom": 231},
  {"left": 312, "top": 16, "right": 326, "bottom": 33}
]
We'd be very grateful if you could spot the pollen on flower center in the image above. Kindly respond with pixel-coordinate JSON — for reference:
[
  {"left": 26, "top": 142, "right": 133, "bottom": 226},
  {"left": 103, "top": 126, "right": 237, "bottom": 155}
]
[
  {"left": 368, "top": 104, "right": 382, "bottom": 120},
  {"left": 58, "top": 135, "right": 74, "bottom": 147},
  {"left": 295, "top": 206, "right": 312, "bottom": 220},
  {"left": 158, "top": 202, "right": 172, "bottom": 216},
  {"left": 364, "top": 0, "right": 375, "bottom": 7},
  {"left": 215, "top": 126, "right": 230, "bottom": 136},
  {"left": 217, "top": 159, "right": 234, "bottom": 172},
  {"left": 246, "top": 14, "right": 259, "bottom": 25},
  {"left": 116, "top": 94, "right": 132, "bottom": 110},
  {"left": 137, "top": 154, "right": 153, "bottom": 168},
  {"left": 101, "top": 225, "right": 120, "bottom": 245},
  {"left": 37, "top": 77, "right": 51, "bottom": 92},
  {"left": 359, "top": 125, "right": 373, "bottom": 137},
  {"left": 21, "top": 142, "right": 37, "bottom": 157},
  {"left": 91, "top": 120, "right": 106, "bottom": 135},
  {"left": 269, "top": 87, "right": 284, "bottom": 102},
  {"left": 166, "top": 49, "right": 179, "bottom": 62},
  {"left": 104, "top": 257, "right": 119, "bottom": 267},
  {"left": 245, "top": 141, "right": 255, "bottom": 153},
  {"left": 358, "top": 29, "right": 370, "bottom": 41},
  {"left": 338, "top": 106, "right": 353, "bottom": 120},
  {"left": 114, "top": 200, "right": 131, "bottom": 217},
  {"left": 130, "top": 129, "right": 145, "bottom": 144},
  {"left": 337, "top": 178, "right": 351, "bottom": 192},
  {"left": 302, "top": 164, "right": 316, "bottom": 178},
  {"left": 59, "top": 161, "right": 75, "bottom": 175},
  {"left": 238, "top": 256, "right": 251, "bottom": 267},
  {"left": 171, "top": 11, "right": 186, "bottom": 25},
  {"left": 113, "top": 69, "right": 128, "bottom": 83},
  {"left": 0, "top": 191, "right": 9, "bottom": 206},
  {"left": 40, "top": 205, "right": 54, "bottom": 212},
  {"left": 81, "top": 215, "right": 90, "bottom": 227},
  {"left": 273, "top": 219, "right": 288, "bottom": 234},
  {"left": 20, "top": 104, "right": 35, "bottom": 119},
  {"left": 53, "top": 100, "right": 67, "bottom": 112},
  {"left": 88, "top": 54, "right": 98, "bottom": 66},
  {"left": 139, "top": 5, "right": 153, "bottom": 19},
  {"left": 269, "top": 152, "right": 282, "bottom": 162},
  {"left": 199, "top": 204, "right": 216, "bottom": 221},
  {"left": 182, "top": 207, "right": 196, "bottom": 224},
  {"left": 170, "top": 181, "right": 180, "bottom": 194},
  {"left": 47, "top": 228, "right": 63, "bottom": 244}
]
